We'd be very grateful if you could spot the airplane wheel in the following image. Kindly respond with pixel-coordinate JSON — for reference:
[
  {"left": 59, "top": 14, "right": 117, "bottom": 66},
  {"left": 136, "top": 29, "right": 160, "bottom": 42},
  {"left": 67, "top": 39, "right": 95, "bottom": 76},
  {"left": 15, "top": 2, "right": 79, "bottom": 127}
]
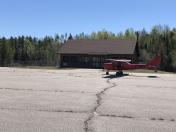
[
  {"left": 116, "top": 71, "right": 123, "bottom": 76},
  {"left": 106, "top": 71, "right": 109, "bottom": 75},
  {"left": 119, "top": 71, "right": 123, "bottom": 75}
]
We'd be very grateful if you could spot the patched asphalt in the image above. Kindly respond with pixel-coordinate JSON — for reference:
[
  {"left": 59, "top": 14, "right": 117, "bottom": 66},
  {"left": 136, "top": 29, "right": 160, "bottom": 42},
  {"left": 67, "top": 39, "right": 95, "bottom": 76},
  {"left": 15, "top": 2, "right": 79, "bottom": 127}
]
[{"left": 0, "top": 67, "right": 176, "bottom": 132}]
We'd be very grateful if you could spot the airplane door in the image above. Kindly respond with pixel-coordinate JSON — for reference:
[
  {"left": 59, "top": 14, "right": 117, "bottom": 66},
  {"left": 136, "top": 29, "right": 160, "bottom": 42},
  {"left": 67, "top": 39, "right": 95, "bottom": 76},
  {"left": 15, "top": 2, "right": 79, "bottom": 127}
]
[{"left": 113, "top": 62, "right": 123, "bottom": 70}]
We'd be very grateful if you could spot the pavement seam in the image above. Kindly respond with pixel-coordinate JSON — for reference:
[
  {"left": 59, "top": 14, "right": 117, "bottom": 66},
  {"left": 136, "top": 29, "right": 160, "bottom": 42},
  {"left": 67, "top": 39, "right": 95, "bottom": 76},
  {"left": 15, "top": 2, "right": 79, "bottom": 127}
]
[
  {"left": 0, "top": 107, "right": 175, "bottom": 123},
  {"left": 99, "top": 114, "right": 176, "bottom": 122},
  {"left": 100, "top": 114, "right": 133, "bottom": 118},
  {"left": 0, "top": 87, "right": 94, "bottom": 94},
  {"left": 0, "top": 107, "right": 88, "bottom": 114}
]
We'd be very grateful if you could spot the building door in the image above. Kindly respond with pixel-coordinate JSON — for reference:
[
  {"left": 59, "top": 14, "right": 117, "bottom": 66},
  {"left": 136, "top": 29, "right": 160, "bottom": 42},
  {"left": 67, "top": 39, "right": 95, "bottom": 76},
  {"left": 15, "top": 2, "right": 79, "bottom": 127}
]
[{"left": 92, "top": 57, "right": 101, "bottom": 68}]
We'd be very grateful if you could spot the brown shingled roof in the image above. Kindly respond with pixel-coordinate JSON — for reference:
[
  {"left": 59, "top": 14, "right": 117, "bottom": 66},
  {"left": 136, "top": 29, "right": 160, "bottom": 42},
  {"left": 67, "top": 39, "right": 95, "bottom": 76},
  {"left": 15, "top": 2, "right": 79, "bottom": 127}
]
[{"left": 58, "top": 39, "right": 136, "bottom": 55}]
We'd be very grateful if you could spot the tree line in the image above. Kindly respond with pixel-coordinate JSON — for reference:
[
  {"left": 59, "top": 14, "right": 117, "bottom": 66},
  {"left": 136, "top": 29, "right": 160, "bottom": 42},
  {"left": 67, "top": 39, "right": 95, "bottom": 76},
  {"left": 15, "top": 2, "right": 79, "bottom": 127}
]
[{"left": 0, "top": 25, "right": 176, "bottom": 71}]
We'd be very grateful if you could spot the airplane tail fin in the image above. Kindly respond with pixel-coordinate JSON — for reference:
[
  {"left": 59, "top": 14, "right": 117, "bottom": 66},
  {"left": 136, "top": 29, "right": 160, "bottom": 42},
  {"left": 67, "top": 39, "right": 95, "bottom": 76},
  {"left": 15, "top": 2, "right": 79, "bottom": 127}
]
[{"left": 147, "top": 54, "right": 161, "bottom": 67}]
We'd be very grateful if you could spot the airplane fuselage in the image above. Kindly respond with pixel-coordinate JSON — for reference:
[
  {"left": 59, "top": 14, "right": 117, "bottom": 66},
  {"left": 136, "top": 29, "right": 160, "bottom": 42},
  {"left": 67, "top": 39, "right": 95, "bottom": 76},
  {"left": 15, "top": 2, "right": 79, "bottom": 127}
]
[
  {"left": 104, "top": 62, "right": 156, "bottom": 71},
  {"left": 103, "top": 54, "right": 161, "bottom": 75}
]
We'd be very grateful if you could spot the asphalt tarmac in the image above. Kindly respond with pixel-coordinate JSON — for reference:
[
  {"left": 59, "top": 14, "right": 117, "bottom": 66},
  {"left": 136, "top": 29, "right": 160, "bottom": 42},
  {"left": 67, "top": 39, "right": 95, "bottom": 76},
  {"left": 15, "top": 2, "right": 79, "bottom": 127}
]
[{"left": 0, "top": 67, "right": 176, "bottom": 132}]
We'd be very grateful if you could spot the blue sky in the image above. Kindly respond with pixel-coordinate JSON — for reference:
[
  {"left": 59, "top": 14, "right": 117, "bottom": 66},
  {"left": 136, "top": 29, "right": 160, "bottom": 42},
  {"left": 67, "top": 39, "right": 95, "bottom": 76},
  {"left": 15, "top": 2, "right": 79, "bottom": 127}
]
[{"left": 0, "top": 0, "right": 176, "bottom": 37}]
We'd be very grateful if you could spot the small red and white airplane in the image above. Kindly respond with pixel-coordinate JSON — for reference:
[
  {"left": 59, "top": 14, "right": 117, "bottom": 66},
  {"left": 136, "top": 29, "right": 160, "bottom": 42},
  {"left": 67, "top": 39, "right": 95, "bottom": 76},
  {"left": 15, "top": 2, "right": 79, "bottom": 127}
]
[{"left": 104, "top": 54, "right": 161, "bottom": 75}]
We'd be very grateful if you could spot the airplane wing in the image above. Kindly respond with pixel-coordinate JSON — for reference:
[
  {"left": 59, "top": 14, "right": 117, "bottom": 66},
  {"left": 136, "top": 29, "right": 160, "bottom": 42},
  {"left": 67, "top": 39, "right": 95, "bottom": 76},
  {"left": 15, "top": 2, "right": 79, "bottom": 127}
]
[
  {"left": 113, "top": 59, "right": 131, "bottom": 63},
  {"left": 105, "top": 59, "right": 131, "bottom": 63}
]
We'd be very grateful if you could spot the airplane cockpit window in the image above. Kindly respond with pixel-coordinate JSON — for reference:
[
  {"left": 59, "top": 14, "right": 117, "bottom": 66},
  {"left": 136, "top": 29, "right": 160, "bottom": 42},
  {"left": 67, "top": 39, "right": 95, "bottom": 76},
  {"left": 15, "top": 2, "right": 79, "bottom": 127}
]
[{"left": 117, "top": 62, "right": 122, "bottom": 68}]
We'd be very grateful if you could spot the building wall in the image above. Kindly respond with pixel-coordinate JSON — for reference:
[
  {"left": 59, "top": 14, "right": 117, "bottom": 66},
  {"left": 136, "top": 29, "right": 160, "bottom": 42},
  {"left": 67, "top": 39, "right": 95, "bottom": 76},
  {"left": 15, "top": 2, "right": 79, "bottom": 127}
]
[
  {"left": 59, "top": 54, "right": 136, "bottom": 68},
  {"left": 56, "top": 54, "right": 61, "bottom": 68}
]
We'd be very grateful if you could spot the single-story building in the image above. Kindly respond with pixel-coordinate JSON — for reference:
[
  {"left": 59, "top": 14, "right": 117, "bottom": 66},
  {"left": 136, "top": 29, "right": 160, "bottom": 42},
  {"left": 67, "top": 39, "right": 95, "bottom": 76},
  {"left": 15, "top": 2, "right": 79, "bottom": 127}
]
[{"left": 57, "top": 39, "right": 139, "bottom": 68}]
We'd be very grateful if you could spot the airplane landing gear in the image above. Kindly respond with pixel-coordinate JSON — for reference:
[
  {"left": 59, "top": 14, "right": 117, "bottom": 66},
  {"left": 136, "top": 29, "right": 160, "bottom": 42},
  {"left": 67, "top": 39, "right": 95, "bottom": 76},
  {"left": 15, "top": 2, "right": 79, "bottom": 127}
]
[
  {"left": 105, "top": 71, "right": 123, "bottom": 76},
  {"left": 116, "top": 71, "right": 123, "bottom": 76}
]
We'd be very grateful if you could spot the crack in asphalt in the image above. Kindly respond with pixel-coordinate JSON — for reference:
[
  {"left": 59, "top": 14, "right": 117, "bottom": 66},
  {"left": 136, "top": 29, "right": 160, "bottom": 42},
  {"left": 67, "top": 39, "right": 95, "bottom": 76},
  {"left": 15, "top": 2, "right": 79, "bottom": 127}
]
[
  {"left": 83, "top": 77, "right": 176, "bottom": 132},
  {"left": 84, "top": 78, "right": 117, "bottom": 132},
  {"left": 94, "top": 79, "right": 117, "bottom": 112},
  {"left": 0, "top": 87, "right": 93, "bottom": 94},
  {"left": 2, "top": 72, "right": 175, "bottom": 132}
]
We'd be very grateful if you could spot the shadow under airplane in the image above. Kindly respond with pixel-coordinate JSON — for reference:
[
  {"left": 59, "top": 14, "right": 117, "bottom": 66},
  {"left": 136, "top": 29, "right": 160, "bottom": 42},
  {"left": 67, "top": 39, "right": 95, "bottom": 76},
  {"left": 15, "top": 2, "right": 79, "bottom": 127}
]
[
  {"left": 103, "top": 73, "right": 158, "bottom": 79},
  {"left": 103, "top": 73, "right": 129, "bottom": 79}
]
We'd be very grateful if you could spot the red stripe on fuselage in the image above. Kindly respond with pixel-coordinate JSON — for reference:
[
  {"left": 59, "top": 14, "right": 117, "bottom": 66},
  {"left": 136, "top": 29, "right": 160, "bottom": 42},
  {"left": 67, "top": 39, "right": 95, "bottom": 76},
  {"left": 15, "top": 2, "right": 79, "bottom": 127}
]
[{"left": 104, "top": 63, "right": 155, "bottom": 70}]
